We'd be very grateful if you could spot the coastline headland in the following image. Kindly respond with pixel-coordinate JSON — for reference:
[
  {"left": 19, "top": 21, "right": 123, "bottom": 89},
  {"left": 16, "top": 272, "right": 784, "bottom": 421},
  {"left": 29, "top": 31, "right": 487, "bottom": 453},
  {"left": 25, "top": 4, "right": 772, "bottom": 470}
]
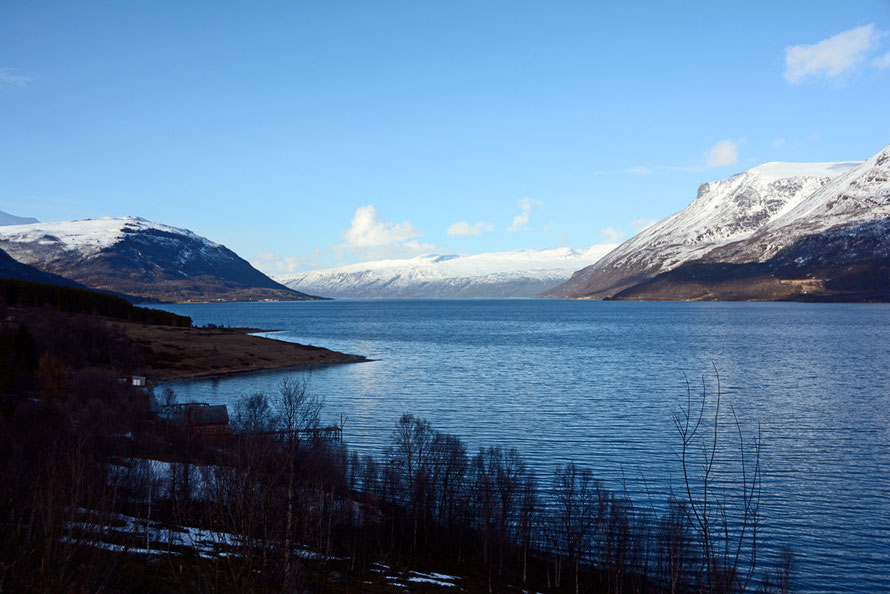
[{"left": 116, "top": 321, "right": 366, "bottom": 382}]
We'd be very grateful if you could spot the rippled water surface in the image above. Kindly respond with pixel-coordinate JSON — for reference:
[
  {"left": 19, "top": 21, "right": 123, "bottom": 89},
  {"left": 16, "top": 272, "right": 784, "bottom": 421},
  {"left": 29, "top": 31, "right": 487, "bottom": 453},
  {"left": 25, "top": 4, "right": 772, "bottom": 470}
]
[{"left": 155, "top": 300, "right": 890, "bottom": 592}]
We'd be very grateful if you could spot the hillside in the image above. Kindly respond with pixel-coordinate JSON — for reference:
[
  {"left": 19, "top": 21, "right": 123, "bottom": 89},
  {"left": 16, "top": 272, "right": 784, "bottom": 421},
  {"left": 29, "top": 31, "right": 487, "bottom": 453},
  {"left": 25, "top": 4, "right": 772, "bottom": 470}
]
[
  {"left": 544, "top": 161, "right": 858, "bottom": 299},
  {"left": 544, "top": 144, "right": 889, "bottom": 302},
  {"left": 0, "top": 217, "right": 321, "bottom": 303},
  {"left": 613, "top": 145, "right": 890, "bottom": 301}
]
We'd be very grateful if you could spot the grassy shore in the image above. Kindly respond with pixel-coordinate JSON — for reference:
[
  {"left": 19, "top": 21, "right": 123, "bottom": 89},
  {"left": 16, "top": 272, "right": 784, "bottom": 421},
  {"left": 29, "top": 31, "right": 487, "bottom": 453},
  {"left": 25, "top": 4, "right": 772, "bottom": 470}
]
[{"left": 116, "top": 321, "right": 366, "bottom": 382}]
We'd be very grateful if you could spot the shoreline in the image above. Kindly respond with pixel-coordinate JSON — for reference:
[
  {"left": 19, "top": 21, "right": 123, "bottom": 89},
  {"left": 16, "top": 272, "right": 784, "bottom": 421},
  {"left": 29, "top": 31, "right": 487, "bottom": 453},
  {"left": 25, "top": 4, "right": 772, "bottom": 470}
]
[
  {"left": 153, "top": 356, "right": 369, "bottom": 384},
  {"left": 114, "top": 321, "right": 367, "bottom": 383}
]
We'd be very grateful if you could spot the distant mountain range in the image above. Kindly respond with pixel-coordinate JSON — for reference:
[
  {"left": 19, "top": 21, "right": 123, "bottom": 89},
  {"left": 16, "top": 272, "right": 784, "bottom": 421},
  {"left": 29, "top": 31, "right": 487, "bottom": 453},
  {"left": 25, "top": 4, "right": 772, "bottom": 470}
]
[
  {"left": 0, "top": 210, "right": 39, "bottom": 226},
  {"left": 3, "top": 143, "right": 886, "bottom": 304},
  {"left": 276, "top": 245, "right": 618, "bottom": 299},
  {"left": 0, "top": 217, "right": 319, "bottom": 303},
  {"left": 545, "top": 144, "right": 890, "bottom": 301}
]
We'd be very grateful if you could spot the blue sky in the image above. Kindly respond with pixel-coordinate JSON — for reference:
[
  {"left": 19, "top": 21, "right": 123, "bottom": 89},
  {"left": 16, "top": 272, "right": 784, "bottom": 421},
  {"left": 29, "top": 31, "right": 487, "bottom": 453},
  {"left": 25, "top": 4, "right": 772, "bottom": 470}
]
[{"left": 2, "top": 1, "right": 889, "bottom": 274}]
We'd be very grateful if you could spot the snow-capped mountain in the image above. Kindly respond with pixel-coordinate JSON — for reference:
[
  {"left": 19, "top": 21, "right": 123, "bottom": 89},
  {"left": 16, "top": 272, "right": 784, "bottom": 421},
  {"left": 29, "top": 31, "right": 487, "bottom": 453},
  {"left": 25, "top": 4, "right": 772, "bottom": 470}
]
[
  {"left": 0, "top": 217, "right": 318, "bottom": 302},
  {"left": 544, "top": 159, "right": 860, "bottom": 299},
  {"left": 276, "top": 245, "right": 619, "bottom": 299},
  {"left": 713, "top": 146, "right": 890, "bottom": 264},
  {"left": 548, "top": 143, "right": 890, "bottom": 302}
]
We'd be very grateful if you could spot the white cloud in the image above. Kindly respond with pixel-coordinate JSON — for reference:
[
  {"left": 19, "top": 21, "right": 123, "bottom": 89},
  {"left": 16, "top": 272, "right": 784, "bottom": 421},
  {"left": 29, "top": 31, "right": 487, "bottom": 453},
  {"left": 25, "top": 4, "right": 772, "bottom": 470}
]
[
  {"left": 784, "top": 24, "right": 882, "bottom": 84},
  {"left": 873, "top": 50, "right": 890, "bottom": 69},
  {"left": 707, "top": 140, "right": 739, "bottom": 167},
  {"left": 625, "top": 166, "right": 652, "bottom": 176},
  {"left": 771, "top": 138, "right": 786, "bottom": 148},
  {"left": 0, "top": 67, "right": 30, "bottom": 87},
  {"left": 343, "top": 204, "right": 421, "bottom": 247},
  {"left": 601, "top": 227, "right": 626, "bottom": 243},
  {"left": 631, "top": 218, "right": 658, "bottom": 233},
  {"left": 508, "top": 197, "right": 540, "bottom": 232},
  {"left": 337, "top": 205, "right": 434, "bottom": 259},
  {"left": 447, "top": 221, "right": 494, "bottom": 236}
]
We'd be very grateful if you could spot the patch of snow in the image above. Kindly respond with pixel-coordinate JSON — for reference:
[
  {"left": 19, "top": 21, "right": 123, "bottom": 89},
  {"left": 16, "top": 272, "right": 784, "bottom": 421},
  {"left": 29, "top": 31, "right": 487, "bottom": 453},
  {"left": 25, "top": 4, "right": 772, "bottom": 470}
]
[
  {"left": 68, "top": 508, "right": 334, "bottom": 562},
  {"left": 404, "top": 575, "right": 457, "bottom": 587},
  {"left": 60, "top": 536, "right": 157, "bottom": 556},
  {"left": 381, "top": 570, "right": 460, "bottom": 588}
]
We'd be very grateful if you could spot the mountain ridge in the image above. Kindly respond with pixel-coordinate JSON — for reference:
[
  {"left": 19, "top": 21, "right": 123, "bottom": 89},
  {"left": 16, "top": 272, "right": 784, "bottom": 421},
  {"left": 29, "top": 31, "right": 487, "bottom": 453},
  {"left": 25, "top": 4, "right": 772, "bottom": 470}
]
[
  {"left": 0, "top": 216, "right": 321, "bottom": 303},
  {"left": 545, "top": 144, "right": 889, "bottom": 302},
  {"left": 544, "top": 160, "right": 859, "bottom": 299}
]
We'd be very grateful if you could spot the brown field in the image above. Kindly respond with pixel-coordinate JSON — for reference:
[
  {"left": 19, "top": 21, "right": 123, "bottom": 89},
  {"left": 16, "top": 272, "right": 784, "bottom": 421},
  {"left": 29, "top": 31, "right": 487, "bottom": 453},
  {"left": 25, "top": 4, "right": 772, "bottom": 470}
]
[{"left": 115, "top": 321, "right": 366, "bottom": 382}]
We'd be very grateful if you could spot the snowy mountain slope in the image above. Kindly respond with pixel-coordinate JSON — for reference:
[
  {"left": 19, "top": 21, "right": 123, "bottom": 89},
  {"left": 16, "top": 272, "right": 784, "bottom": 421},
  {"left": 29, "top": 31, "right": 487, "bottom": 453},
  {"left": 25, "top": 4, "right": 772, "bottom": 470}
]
[
  {"left": 544, "top": 160, "right": 859, "bottom": 298},
  {"left": 711, "top": 145, "right": 890, "bottom": 264},
  {"left": 0, "top": 217, "right": 318, "bottom": 302},
  {"left": 610, "top": 216, "right": 890, "bottom": 302},
  {"left": 276, "top": 245, "right": 619, "bottom": 299},
  {"left": 0, "top": 211, "right": 39, "bottom": 226}
]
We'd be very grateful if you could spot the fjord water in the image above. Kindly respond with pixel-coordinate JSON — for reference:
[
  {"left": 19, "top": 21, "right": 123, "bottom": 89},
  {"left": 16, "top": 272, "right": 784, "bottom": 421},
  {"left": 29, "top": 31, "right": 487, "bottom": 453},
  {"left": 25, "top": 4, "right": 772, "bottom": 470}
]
[{"left": 157, "top": 300, "right": 889, "bottom": 592}]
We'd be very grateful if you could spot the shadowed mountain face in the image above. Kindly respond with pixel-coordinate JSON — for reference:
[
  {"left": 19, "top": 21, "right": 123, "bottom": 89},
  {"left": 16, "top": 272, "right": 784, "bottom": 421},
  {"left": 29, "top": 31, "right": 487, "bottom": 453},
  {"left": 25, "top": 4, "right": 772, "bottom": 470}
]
[
  {"left": 543, "top": 161, "right": 857, "bottom": 299},
  {"left": 0, "top": 217, "right": 321, "bottom": 303},
  {"left": 0, "top": 247, "right": 85, "bottom": 288},
  {"left": 544, "top": 144, "right": 890, "bottom": 302},
  {"left": 609, "top": 219, "right": 890, "bottom": 302}
]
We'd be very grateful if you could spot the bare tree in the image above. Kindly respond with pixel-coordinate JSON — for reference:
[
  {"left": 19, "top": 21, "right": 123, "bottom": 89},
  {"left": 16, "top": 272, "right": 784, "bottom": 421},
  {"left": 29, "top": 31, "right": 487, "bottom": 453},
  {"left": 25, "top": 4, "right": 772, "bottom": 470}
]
[
  {"left": 430, "top": 431, "right": 468, "bottom": 535},
  {"left": 388, "top": 413, "right": 434, "bottom": 550},
  {"left": 656, "top": 497, "right": 696, "bottom": 593},
  {"left": 276, "top": 377, "right": 324, "bottom": 585},
  {"left": 517, "top": 470, "right": 538, "bottom": 586},
  {"left": 552, "top": 462, "right": 599, "bottom": 594},
  {"left": 674, "top": 369, "right": 762, "bottom": 593}
]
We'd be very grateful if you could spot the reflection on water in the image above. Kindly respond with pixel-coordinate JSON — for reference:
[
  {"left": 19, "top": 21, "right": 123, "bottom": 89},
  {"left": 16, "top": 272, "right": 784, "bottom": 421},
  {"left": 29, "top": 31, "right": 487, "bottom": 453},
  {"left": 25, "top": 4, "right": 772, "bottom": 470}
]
[{"left": 156, "top": 300, "right": 890, "bottom": 593}]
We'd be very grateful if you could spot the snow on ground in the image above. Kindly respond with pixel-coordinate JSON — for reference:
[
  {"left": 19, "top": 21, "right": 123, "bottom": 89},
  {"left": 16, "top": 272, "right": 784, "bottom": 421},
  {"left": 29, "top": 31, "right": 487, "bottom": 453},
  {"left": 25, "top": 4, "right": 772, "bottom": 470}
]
[
  {"left": 68, "top": 511, "right": 467, "bottom": 588},
  {"left": 747, "top": 161, "right": 860, "bottom": 184},
  {"left": 371, "top": 563, "right": 462, "bottom": 588},
  {"left": 382, "top": 570, "right": 460, "bottom": 588},
  {"left": 67, "top": 508, "right": 332, "bottom": 562},
  {"left": 759, "top": 147, "right": 890, "bottom": 240}
]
